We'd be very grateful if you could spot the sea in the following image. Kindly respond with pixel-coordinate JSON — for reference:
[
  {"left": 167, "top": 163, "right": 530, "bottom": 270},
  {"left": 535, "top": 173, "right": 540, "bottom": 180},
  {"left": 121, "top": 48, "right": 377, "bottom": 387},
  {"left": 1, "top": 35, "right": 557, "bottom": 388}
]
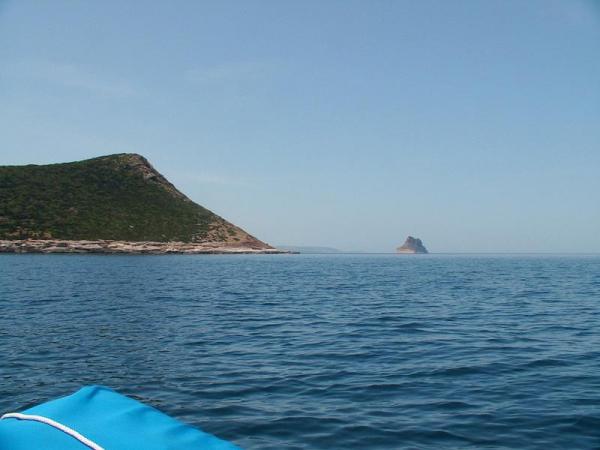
[{"left": 1, "top": 254, "right": 600, "bottom": 449}]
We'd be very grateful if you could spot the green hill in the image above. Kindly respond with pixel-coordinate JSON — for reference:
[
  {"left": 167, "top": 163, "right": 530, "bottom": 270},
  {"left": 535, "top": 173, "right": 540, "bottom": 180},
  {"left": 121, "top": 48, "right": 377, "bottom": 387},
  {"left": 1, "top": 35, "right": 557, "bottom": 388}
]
[{"left": 0, "top": 153, "right": 269, "bottom": 247}]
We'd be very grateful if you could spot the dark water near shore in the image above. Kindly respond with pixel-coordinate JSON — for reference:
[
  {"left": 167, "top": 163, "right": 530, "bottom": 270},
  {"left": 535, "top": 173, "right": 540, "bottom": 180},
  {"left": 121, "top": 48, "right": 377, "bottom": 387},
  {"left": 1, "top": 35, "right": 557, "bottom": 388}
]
[{"left": 1, "top": 254, "right": 600, "bottom": 449}]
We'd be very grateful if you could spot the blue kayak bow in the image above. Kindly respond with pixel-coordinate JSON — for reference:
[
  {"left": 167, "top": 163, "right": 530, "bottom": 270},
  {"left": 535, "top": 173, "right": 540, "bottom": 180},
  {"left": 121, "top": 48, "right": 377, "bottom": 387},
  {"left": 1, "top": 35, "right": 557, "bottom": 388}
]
[{"left": 0, "top": 385, "right": 241, "bottom": 450}]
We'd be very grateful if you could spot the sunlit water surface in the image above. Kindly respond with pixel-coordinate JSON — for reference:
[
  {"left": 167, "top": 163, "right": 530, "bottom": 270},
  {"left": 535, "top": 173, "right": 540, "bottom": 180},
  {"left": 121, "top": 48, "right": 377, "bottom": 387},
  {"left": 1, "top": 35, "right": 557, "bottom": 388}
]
[{"left": 1, "top": 254, "right": 600, "bottom": 449}]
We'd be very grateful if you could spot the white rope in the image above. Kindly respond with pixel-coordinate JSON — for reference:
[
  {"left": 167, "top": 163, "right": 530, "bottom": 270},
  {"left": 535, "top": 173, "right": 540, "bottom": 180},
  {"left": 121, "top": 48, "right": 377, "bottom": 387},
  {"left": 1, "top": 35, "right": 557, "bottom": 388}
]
[{"left": 1, "top": 412, "right": 105, "bottom": 450}]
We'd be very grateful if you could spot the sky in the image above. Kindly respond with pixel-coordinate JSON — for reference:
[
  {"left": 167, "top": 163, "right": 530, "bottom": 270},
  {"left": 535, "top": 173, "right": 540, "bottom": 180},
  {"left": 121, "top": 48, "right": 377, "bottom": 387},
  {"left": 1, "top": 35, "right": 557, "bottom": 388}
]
[{"left": 1, "top": 0, "right": 599, "bottom": 252}]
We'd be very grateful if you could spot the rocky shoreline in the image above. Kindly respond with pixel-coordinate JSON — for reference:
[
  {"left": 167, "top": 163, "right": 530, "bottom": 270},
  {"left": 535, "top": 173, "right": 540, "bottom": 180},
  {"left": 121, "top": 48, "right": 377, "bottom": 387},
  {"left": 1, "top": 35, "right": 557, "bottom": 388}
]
[{"left": 0, "top": 239, "right": 290, "bottom": 255}]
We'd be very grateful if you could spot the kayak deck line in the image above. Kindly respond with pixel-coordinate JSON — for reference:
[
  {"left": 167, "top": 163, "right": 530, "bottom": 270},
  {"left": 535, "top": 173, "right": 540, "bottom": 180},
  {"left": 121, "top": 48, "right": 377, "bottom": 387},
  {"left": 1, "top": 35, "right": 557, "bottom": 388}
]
[{"left": 1, "top": 412, "right": 105, "bottom": 450}]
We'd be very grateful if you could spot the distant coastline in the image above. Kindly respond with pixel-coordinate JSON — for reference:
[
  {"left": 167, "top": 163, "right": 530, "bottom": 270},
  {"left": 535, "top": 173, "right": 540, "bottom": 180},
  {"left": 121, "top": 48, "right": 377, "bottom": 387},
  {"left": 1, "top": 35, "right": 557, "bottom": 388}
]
[{"left": 276, "top": 246, "right": 344, "bottom": 254}]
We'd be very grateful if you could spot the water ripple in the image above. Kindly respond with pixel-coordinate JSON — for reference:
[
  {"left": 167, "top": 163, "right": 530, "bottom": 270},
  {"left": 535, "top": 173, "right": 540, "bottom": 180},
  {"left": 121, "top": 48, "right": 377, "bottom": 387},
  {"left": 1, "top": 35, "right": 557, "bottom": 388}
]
[{"left": 1, "top": 254, "right": 600, "bottom": 449}]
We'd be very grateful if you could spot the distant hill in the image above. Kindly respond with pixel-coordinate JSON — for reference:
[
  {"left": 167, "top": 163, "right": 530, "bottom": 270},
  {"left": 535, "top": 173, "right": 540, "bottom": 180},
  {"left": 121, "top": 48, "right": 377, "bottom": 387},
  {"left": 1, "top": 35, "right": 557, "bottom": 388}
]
[{"left": 0, "top": 153, "right": 270, "bottom": 249}]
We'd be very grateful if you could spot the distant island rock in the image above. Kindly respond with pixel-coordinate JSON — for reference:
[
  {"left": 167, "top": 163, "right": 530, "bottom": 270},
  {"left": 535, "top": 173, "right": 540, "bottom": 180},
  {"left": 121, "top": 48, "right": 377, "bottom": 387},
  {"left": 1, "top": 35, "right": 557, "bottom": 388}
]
[
  {"left": 396, "top": 236, "right": 428, "bottom": 254},
  {"left": 0, "top": 153, "right": 286, "bottom": 254}
]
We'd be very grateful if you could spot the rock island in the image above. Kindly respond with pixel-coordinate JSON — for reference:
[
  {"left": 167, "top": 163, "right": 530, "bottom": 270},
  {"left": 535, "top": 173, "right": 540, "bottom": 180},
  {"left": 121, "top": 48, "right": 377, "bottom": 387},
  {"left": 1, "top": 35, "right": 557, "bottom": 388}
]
[{"left": 396, "top": 236, "right": 428, "bottom": 254}]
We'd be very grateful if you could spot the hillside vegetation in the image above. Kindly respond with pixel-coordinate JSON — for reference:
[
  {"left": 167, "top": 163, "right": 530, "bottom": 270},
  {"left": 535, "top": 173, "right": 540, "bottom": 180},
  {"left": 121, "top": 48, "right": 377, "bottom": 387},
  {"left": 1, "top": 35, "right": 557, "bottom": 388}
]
[{"left": 0, "top": 153, "right": 266, "bottom": 246}]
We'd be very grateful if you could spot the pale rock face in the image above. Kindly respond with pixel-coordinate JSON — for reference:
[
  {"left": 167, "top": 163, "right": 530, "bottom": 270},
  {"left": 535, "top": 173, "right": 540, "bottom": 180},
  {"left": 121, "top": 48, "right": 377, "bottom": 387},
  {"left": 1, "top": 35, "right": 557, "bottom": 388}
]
[
  {"left": 396, "top": 236, "right": 428, "bottom": 254},
  {"left": 0, "top": 239, "right": 289, "bottom": 254}
]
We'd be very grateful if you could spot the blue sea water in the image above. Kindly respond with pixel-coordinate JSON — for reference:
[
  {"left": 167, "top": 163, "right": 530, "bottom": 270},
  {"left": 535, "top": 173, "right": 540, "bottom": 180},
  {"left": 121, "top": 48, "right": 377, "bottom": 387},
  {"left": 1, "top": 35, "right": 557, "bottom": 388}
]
[{"left": 1, "top": 254, "right": 600, "bottom": 449}]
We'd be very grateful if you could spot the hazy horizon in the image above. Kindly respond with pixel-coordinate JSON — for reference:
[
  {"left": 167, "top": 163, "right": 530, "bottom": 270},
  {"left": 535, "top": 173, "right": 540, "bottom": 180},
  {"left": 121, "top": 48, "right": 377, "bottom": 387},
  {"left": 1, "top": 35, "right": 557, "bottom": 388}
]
[{"left": 1, "top": 1, "right": 599, "bottom": 253}]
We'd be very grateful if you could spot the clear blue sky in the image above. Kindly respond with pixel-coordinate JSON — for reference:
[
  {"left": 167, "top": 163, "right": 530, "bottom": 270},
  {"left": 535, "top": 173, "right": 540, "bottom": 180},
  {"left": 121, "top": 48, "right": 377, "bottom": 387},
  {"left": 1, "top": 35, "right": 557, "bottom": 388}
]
[{"left": 1, "top": 1, "right": 599, "bottom": 252}]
